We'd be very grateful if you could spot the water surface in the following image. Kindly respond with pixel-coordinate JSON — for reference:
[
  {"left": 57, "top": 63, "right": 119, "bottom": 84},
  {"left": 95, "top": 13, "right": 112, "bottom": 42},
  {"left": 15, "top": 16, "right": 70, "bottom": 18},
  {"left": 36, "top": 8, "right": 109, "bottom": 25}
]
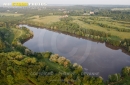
[{"left": 21, "top": 25, "right": 130, "bottom": 80}]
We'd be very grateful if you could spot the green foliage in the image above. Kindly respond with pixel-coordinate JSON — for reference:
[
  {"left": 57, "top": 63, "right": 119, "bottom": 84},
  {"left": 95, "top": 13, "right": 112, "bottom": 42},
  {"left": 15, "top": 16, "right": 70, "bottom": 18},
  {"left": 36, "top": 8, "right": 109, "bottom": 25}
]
[
  {"left": 0, "top": 51, "right": 104, "bottom": 85},
  {"left": 49, "top": 54, "right": 71, "bottom": 68},
  {"left": 60, "top": 16, "right": 73, "bottom": 22},
  {"left": 108, "top": 73, "right": 121, "bottom": 82},
  {"left": 79, "top": 17, "right": 130, "bottom": 32},
  {"left": 23, "top": 57, "right": 37, "bottom": 64},
  {"left": 7, "top": 75, "right": 14, "bottom": 85},
  {"left": 0, "top": 28, "right": 14, "bottom": 52},
  {"left": 50, "top": 20, "right": 122, "bottom": 47},
  {"left": 0, "top": 39, "right": 5, "bottom": 50},
  {"left": 1, "top": 7, "right": 130, "bottom": 85},
  {"left": 49, "top": 54, "right": 59, "bottom": 62},
  {"left": 108, "top": 67, "right": 130, "bottom": 85},
  {"left": 42, "top": 51, "right": 52, "bottom": 58},
  {"left": 96, "top": 10, "right": 130, "bottom": 21},
  {"left": 121, "top": 39, "right": 130, "bottom": 52},
  {"left": 121, "top": 67, "right": 130, "bottom": 77}
]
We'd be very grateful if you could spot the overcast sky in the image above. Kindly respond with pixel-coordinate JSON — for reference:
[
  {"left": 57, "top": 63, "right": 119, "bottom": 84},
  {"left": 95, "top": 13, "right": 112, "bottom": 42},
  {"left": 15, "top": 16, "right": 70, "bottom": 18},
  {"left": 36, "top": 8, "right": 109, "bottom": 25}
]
[{"left": 0, "top": 0, "right": 130, "bottom": 5}]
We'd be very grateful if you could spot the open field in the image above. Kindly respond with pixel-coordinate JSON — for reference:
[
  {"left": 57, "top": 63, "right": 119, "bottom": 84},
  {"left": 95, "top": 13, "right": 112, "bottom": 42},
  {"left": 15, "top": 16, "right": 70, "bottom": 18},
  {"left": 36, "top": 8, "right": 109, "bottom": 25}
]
[
  {"left": 72, "top": 16, "right": 130, "bottom": 39},
  {"left": 12, "top": 28, "right": 23, "bottom": 40},
  {"left": 73, "top": 19, "right": 130, "bottom": 39},
  {"left": 28, "top": 15, "right": 130, "bottom": 39},
  {"left": 0, "top": 13, "right": 23, "bottom": 16},
  {"left": 29, "top": 15, "right": 60, "bottom": 24},
  {"left": 76, "top": 16, "right": 130, "bottom": 29},
  {"left": 111, "top": 8, "right": 130, "bottom": 11}
]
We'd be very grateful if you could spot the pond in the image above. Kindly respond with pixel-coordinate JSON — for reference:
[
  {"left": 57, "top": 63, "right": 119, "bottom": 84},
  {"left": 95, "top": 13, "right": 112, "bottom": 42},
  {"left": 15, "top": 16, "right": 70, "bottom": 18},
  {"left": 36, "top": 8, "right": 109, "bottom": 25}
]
[{"left": 21, "top": 25, "right": 130, "bottom": 80}]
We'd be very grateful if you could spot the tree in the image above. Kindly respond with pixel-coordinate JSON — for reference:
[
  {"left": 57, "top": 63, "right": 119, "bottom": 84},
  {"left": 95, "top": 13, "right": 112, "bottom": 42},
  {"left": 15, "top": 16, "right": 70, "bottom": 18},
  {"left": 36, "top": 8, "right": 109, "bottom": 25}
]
[
  {"left": 7, "top": 75, "right": 14, "bottom": 85},
  {"left": 42, "top": 52, "right": 52, "bottom": 58},
  {"left": 49, "top": 54, "right": 59, "bottom": 62},
  {"left": 23, "top": 57, "right": 37, "bottom": 64},
  {"left": 108, "top": 73, "right": 121, "bottom": 82},
  {"left": 57, "top": 56, "right": 66, "bottom": 65},
  {"left": 0, "top": 40, "right": 5, "bottom": 50},
  {"left": 121, "top": 67, "right": 130, "bottom": 77},
  {"left": 15, "top": 55, "right": 23, "bottom": 60}
]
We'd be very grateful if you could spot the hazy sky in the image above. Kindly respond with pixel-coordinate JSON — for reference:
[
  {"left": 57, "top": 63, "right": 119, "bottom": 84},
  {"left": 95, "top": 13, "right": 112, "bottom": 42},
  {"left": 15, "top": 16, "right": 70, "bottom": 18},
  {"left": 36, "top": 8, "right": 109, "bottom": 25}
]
[{"left": 0, "top": 0, "right": 130, "bottom": 5}]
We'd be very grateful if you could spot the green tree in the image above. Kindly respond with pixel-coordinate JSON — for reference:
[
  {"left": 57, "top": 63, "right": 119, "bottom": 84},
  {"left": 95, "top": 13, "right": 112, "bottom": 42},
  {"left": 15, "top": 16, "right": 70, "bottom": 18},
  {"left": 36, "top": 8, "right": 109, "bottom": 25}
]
[{"left": 7, "top": 75, "right": 14, "bottom": 85}]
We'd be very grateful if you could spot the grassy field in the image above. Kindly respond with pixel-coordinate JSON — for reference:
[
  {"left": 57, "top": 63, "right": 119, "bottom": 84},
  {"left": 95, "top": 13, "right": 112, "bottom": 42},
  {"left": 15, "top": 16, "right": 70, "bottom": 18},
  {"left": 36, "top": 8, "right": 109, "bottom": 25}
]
[
  {"left": 28, "top": 15, "right": 130, "bottom": 39},
  {"left": 73, "top": 19, "right": 130, "bottom": 39},
  {"left": 29, "top": 15, "right": 60, "bottom": 24},
  {"left": 0, "top": 27, "right": 25, "bottom": 49},
  {"left": 72, "top": 16, "right": 130, "bottom": 39},
  {"left": 12, "top": 28, "right": 23, "bottom": 40},
  {"left": 0, "top": 13, "right": 23, "bottom": 16}
]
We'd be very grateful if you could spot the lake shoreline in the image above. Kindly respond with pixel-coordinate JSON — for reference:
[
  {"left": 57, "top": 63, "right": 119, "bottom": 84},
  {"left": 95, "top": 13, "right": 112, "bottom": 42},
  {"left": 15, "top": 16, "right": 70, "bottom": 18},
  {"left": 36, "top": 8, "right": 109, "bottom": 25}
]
[
  {"left": 20, "top": 24, "right": 130, "bottom": 80},
  {"left": 20, "top": 24, "right": 130, "bottom": 56}
]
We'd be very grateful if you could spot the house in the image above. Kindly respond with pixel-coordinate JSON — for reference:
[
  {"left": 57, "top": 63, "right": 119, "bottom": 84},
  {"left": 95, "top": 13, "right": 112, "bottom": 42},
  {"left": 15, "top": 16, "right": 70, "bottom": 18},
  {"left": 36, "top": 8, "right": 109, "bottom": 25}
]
[
  {"left": 83, "top": 13, "right": 90, "bottom": 16},
  {"left": 90, "top": 11, "right": 94, "bottom": 15},
  {"left": 64, "top": 15, "right": 68, "bottom": 17},
  {"left": 60, "top": 15, "right": 68, "bottom": 18}
]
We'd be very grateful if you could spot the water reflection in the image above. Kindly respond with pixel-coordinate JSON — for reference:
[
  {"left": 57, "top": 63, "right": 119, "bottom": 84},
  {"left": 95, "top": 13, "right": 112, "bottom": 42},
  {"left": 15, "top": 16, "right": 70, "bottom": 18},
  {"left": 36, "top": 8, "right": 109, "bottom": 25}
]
[{"left": 21, "top": 25, "right": 130, "bottom": 80}]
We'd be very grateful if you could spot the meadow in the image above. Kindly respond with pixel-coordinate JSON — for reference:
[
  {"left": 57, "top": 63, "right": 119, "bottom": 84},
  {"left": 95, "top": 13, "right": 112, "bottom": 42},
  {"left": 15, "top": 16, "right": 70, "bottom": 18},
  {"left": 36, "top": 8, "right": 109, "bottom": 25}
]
[
  {"left": 29, "top": 15, "right": 60, "bottom": 24},
  {"left": 29, "top": 15, "right": 130, "bottom": 39},
  {"left": 0, "top": 13, "right": 23, "bottom": 16}
]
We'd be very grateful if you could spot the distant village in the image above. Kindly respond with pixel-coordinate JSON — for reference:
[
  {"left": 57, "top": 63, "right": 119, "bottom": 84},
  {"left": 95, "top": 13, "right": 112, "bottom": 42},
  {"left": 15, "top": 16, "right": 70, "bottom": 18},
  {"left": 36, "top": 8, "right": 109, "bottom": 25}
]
[{"left": 58, "top": 8, "right": 95, "bottom": 18}]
